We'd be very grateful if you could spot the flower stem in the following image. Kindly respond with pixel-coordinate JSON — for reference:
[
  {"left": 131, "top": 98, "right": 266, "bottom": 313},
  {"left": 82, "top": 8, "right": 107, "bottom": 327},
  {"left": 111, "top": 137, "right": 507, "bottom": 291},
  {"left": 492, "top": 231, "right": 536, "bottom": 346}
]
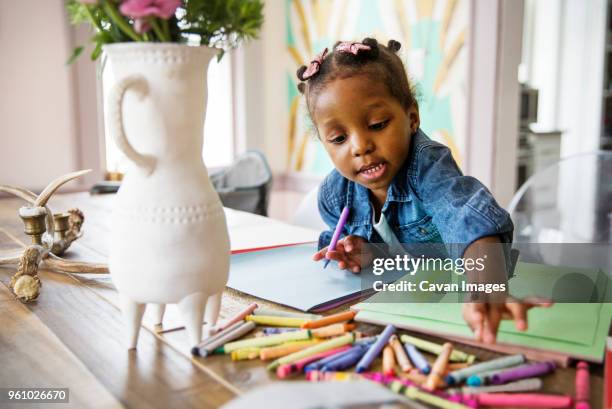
[
  {"left": 161, "top": 19, "right": 171, "bottom": 41},
  {"left": 102, "top": 1, "right": 142, "bottom": 42},
  {"left": 83, "top": 5, "right": 103, "bottom": 32},
  {"left": 150, "top": 18, "right": 169, "bottom": 42}
]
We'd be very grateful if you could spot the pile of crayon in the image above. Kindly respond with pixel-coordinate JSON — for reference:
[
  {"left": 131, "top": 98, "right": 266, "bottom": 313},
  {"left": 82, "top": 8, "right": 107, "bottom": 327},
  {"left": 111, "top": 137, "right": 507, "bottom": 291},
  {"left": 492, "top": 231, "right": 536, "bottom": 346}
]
[{"left": 191, "top": 304, "right": 591, "bottom": 409}]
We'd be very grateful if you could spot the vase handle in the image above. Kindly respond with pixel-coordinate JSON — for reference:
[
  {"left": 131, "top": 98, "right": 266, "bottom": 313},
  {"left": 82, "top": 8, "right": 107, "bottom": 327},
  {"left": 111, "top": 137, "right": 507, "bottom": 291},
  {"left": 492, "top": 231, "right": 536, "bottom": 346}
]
[{"left": 108, "top": 74, "right": 156, "bottom": 175}]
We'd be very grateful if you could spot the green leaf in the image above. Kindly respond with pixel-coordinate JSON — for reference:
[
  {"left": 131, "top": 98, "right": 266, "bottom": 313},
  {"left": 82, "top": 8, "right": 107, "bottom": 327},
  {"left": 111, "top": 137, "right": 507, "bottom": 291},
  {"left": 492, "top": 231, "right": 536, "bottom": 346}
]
[
  {"left": 91, "top": 42, "right": 103, "bottom": 61},
  {"left": 66, "top": 46, "right": 84, "bottom": 65}
]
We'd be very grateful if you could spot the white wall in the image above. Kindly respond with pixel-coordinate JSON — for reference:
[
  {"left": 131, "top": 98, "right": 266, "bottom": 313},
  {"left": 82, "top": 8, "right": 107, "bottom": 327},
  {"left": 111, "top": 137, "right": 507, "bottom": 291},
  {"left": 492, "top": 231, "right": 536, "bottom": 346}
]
[
  {"left": 0, "top": 0, "right": 101, "bottom": 192},
  {"left": 465, "top": 0, "right": 523, "bottom": 208}
]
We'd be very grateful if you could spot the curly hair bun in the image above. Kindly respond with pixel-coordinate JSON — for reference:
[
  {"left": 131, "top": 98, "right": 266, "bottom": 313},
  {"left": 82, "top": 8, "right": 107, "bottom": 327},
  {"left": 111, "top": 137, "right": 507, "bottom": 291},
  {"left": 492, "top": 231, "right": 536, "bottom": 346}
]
[
  {"left": 296, "top": 65, "right": 308, "bottom": 82},
  {"left": 297, "top": 82, "right": 306, "bottom": 94},
  {"left": 360, "top": 37, "right": 379, "bottom": 59},
  {"left": 387, "top": 39, "right": 401, "bottom": 52}
]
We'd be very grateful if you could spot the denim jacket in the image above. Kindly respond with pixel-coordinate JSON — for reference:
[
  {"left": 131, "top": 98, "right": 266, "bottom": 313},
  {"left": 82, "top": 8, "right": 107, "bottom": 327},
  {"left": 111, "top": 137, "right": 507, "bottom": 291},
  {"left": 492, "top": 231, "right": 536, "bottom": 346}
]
[{"left": 317, "top": 129, "right": 514, "bottom": 259}]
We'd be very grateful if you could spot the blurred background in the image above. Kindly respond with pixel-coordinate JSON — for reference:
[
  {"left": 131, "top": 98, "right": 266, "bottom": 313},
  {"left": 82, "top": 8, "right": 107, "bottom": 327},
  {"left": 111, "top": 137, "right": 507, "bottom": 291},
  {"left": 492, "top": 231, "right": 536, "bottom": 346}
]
[{"left": 1, "top": 0, "right": 611, "bottom": 242}]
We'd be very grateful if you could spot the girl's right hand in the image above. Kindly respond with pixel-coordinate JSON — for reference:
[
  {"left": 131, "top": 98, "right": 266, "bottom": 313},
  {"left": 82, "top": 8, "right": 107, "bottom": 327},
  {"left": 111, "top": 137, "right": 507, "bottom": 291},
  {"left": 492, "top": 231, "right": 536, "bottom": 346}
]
[{"left": 312, "top": 235, "right": 372, "bottom": 273}]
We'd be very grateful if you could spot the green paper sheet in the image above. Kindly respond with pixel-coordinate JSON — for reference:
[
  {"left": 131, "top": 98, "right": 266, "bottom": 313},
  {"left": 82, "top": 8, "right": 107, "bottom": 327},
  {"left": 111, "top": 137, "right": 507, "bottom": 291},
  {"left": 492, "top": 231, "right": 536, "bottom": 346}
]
[{"left": 353, "top": 262, "right": 612, "bottom": 362}]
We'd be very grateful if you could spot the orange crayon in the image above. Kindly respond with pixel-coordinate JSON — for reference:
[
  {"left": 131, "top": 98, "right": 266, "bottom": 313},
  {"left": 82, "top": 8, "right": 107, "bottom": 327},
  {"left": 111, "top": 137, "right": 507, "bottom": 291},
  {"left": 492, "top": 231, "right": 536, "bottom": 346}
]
[
  {"left": 312, "top": 323, "right": 355, "bottom": 338},
  {"left": 425, "top": 342, "right": 453, "bottom": 391},
  {"left": 301, "top": 310, "right": 356, "bottom": 329},
  {"left": 389, "top": 334, "right": 413, "bottom": 372},
  {"left": 383, "top": 345, "right": 397, "bottom": 376}
]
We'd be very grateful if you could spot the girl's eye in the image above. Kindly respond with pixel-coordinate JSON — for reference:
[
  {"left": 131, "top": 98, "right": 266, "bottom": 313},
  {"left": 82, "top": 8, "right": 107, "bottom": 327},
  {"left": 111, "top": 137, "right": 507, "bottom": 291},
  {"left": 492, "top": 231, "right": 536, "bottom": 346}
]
[
  {"left": 329, "top": 135, "right": 346, "bottom": 144},
  {"left": 369, "top": 120, "right": 389, "bottom": 131}
]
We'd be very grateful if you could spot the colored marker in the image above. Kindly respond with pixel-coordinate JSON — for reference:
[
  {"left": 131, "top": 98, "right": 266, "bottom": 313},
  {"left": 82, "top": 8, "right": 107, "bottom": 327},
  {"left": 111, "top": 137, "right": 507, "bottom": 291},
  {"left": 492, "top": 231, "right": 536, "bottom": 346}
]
[
  {"left": 301, "top": 310, "right": 356, "bottom": 329},
  {"left": 446, "top": 354, "right": 525, "bottom": 385},
  {"left": 259, "top": 340, "right": 320, "bottom": 360},
  {"left": 191, "top": 321, "right": 256, "bottom": 357},
  {"left": 356, "top": 324, "right": 396, "bottom": 373},
  {"left": 389, "top": 381, "right": 471, "bottom": 409},
  {"left": 267, "top": 333, "right": 355, "bottom": 371},
  {"left": 389, "top": 335, "right": 413, "bottom": 372},
  {"left": 449, "top": 378, "right": 543, "bottom": 395},
  {"left": 475, "top": 393, "right": 573, "bottom": 408},
  {"left": 491, "top": 361, "right": 555, "bottom": 385},
  {"left": 400, "top": 334, "right": 476, "bottom": 364},
  {"left": 312, "top": 323, "right": 355, "bottom": 338},
  {"left": 404, "top": 343, "right": 431, "bottom": 374},
  {"left": 575, "top": 361, "right": 590, "bottom": 409},
  {"left": 425, "top": 342, "right": 453, "bottom": 391},
  {"left": 231, "top": 347, "right": 261, "bottom": 361},
  {"left": 245, "top": 315, "right": 308, "bottom": 327},
  {"left": 383, "top": 345, "right": 397, "bottom": 376},
  {"left": 323, "top": 206, "right": 350, "bottom": 268},
  {"left": 218, "top": 328, "right": 311, "bottom": 354},
  {"left": 322, "top": 344, "right": 369, "bottom": 372},
  {"left": 253, "top": 308, "right": 320, "bottom": 320},
  {"left": 217, "top": 302, "right": 258, "bottom": 331},
  {"left": 275, "top": 345, "right": 351, "bottom": 378}
]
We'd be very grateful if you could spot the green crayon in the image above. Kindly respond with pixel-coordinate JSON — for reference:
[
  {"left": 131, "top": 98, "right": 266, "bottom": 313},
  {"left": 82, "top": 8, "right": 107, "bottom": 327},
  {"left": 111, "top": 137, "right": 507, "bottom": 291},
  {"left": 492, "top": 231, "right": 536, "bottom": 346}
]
[
  {"left": 400, "top": 334, "right": 476, "bottom": 363},
  {"left": 219, "top": 329, "right": 311, "bottom": 354},
  {"left": 266, "top": 333, "right": 355, "bottom": 371}
]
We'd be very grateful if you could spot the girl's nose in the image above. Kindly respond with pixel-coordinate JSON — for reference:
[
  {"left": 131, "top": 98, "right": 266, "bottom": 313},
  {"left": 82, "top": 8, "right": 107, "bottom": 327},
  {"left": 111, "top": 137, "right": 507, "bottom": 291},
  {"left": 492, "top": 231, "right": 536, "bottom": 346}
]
[{"left": 350, "top": 133, "right": 375, "bottom": 157}]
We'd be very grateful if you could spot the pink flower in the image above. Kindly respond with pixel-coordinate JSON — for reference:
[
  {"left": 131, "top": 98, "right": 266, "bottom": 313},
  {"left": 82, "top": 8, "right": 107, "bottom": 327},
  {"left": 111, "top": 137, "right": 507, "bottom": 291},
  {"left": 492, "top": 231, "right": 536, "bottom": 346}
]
[{"left": 119, "top": 0, "right": 181, "bottom": 20}]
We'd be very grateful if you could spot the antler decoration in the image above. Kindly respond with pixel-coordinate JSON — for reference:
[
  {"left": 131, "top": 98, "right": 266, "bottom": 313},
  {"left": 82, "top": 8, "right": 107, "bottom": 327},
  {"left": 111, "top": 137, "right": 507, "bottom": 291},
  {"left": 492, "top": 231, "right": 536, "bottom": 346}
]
[{"left": 0, "top": 170, "right": 109, "bottom": 302}]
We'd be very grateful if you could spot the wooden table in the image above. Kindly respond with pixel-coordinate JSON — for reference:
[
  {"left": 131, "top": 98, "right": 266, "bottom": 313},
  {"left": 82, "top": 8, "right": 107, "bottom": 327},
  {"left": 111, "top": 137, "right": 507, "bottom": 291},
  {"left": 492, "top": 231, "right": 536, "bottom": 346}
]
[{"left": 0, "top": 193, "right": 604, "bottom": 408}]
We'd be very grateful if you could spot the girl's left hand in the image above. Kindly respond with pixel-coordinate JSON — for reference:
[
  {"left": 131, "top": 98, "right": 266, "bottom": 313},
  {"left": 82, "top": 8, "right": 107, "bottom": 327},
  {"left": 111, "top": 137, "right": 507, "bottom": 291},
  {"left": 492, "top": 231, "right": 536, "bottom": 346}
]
[
  {"left": 312, "top": 235, "right": 372, "bottom": 273},
  {"left": 462, "top": 298, "right": 553, "bottom": 344}
]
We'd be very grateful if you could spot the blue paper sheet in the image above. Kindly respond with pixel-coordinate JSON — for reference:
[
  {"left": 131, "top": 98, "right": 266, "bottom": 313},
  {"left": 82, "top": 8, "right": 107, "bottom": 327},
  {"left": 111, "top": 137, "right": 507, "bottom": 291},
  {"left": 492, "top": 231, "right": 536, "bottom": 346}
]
[{"left": 227, "top": 243, "right": 403, "bottom": 312}]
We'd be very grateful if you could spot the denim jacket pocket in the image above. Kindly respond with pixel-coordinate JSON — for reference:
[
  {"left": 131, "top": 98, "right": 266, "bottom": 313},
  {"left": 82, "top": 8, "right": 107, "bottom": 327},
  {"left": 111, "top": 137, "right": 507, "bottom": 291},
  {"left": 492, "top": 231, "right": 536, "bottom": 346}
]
[{"left": 396, "top": 215, "right": 442, "bottom": 242}]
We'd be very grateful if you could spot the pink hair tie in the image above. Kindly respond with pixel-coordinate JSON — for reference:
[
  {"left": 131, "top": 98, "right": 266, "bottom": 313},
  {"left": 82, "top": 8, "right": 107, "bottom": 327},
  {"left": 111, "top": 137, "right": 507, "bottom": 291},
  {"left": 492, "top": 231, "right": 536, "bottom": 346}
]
[
  {"left": 302, "top": 48, "right": 328, "bottom": 80},
  {"left": 335, "top": 41, "right": 371, "bottom": 55}
]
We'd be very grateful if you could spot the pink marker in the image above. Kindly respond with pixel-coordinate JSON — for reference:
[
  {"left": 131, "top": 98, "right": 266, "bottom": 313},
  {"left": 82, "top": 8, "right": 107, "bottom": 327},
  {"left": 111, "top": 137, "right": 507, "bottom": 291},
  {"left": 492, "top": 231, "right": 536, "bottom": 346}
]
[
  {"left": 575, "top": 361, "right": 590, "bottom": 409},
  {"left": 323, "top": 206, "right": 350, "bottom": 269},
  {"left": 217, "top": 302, "right": 258, "bottom": 331},
  {"left": 275, "top": 346, "right": 351, "bottom": 378},
  {"left": 475, "top": 393, "right": 573, "bottom": 408}
]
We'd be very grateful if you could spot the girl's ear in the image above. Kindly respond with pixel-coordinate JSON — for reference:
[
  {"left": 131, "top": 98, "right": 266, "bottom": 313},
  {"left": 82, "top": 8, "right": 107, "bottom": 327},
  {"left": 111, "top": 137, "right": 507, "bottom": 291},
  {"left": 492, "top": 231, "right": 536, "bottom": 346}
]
[{"left": 406, "top": 104, "right": 420, "bottom": 134}]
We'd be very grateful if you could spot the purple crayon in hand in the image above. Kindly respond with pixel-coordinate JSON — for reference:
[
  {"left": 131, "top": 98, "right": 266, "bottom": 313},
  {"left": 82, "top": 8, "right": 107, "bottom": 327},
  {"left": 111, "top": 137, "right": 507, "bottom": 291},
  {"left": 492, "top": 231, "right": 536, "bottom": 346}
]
[
  {"left": 323, "top": 206, "right": 350, "bottom": 269},
  {"left": 491, "top": 361, "right": 556, "bottom": 385}
]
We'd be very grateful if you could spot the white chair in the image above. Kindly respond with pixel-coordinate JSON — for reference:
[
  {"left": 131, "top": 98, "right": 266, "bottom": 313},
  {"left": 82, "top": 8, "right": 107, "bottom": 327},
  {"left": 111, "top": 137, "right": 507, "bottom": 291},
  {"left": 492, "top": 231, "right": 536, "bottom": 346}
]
[{"left": 292, "top": 186, "right": 328, "bottom": 231}]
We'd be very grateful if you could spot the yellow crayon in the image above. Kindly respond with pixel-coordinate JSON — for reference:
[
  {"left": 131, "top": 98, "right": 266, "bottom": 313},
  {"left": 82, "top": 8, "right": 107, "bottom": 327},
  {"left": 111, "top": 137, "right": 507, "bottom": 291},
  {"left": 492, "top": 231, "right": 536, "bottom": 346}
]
[
  {"left": 400, "top": 334, "right": 475, "bottom": 364},
  {"left": 245, "top": 315, "right": 308, "bottom": 327},
  {"left": 267, "top": 333, "right": 355, "bottom": 371},
  {"left": 259, "top": 340, "right": 320, "bottom": 360},
  {"left": 231, "top": 347, "right": 261, "bottom": 361},
  {"left": 220, "top": 329, "right": 311, "bottom": 353}
]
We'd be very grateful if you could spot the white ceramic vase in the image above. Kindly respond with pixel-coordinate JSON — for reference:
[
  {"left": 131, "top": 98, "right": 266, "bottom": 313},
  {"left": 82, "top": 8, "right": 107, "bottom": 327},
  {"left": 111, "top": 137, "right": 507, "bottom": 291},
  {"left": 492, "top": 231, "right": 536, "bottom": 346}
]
[{"left": 104, "top": 43, "right": 230, "bottom": 349}]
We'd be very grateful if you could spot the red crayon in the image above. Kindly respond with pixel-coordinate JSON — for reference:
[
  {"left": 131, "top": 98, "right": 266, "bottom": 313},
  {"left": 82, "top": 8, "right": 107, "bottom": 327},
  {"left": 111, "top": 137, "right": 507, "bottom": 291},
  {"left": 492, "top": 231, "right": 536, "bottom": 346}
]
[
  {"left": 275, "top": 346, "right": 351, "bottom": 378},
  {"left": 575, "top": 361, "right": 590, "bottom": 409},
  {"left": 605, "top": 338, "right": 612, "bottom": 409},
  {"left": 476, "top": 393, "right": 573, "bottom": 408}
]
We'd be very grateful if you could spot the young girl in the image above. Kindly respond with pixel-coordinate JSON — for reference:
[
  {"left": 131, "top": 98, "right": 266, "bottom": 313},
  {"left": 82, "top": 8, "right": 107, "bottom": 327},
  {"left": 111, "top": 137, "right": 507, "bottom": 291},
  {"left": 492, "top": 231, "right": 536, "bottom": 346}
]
[{"left": 297, "top": 38, "right": 549, "bottom": 344}]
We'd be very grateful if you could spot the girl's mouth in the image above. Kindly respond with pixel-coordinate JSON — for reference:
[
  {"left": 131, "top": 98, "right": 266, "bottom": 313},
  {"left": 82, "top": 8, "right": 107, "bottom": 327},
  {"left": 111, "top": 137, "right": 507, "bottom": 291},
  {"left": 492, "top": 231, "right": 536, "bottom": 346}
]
[{"left": 358, "top": 162, "right": 387, "bottom": 181}]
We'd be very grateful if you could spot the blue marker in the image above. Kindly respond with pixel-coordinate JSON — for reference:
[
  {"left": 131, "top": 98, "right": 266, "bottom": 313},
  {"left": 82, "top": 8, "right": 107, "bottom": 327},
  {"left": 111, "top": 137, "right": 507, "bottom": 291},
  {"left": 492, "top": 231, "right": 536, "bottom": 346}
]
[
  {"left": 321, "top": 344, "right": 369, "bottom": 372},
  {"left": 356, "top": 324, "right": 396, "bottom": 373},
  {"left": 262, "top": 327, "right": 299, "bottom": 335},
  {"left": 404, "top": 343, "right": 431, "bottom": 374}
]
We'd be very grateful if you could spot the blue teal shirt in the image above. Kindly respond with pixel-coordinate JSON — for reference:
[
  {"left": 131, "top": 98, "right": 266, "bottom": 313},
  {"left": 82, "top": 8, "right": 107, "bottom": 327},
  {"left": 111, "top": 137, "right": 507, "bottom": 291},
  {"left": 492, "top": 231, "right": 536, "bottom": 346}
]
[{"left": 317, "top": 129, "right": 514, "bottom": 259}]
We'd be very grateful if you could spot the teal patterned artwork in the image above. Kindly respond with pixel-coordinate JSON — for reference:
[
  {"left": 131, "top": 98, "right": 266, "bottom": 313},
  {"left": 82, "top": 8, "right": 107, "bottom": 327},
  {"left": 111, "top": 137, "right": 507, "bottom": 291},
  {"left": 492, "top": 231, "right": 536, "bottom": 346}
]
[{"left": 286, "top": 0, "right": 469, "bottom": 175}]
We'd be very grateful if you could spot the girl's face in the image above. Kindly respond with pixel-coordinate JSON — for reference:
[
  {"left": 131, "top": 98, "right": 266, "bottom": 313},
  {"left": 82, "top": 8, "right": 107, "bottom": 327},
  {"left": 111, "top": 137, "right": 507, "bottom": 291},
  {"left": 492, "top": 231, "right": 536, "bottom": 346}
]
[{"left": 313, "top": 75, "right": 419, "bottom": 200}]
